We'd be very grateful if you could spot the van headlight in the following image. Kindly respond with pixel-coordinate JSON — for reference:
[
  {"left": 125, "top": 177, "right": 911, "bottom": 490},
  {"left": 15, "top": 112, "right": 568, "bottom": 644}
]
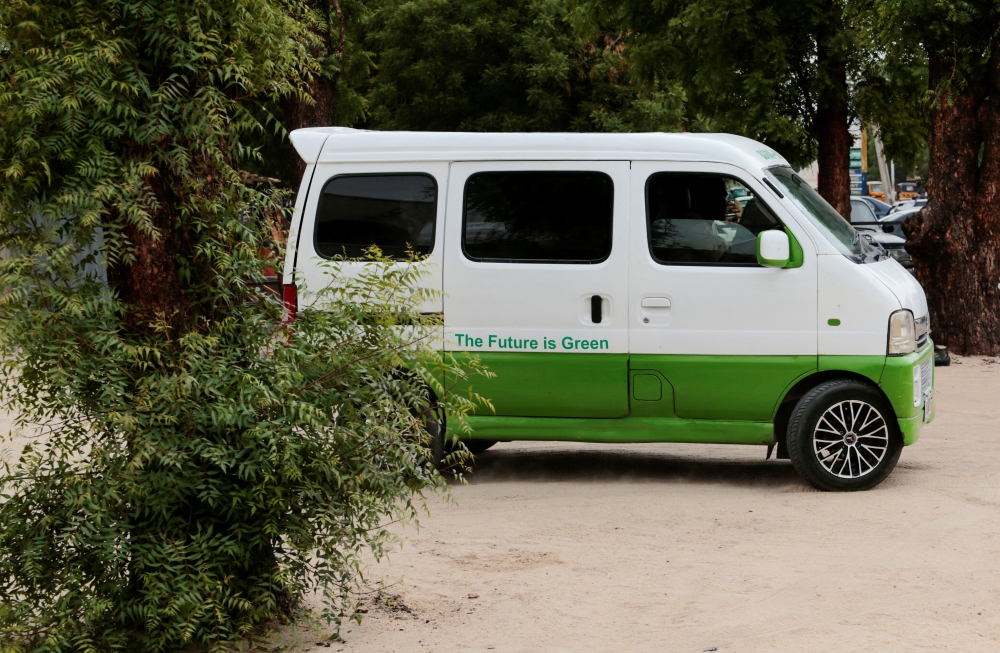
[{"left": 888, "top": 310, "right": 916, "bottom": 355}]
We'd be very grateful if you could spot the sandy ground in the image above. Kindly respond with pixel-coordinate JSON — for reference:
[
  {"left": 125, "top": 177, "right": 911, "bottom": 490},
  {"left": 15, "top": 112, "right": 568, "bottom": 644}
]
[
  {"left": 275, "top": 356, "right": 1000, "bottom": 653},
  {"left": 4, "top": 357, "right": 999, "bottom": 653}
]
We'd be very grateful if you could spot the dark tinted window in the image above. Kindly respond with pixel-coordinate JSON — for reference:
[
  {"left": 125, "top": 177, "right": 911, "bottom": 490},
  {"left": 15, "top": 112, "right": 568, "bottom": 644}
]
[
  {"left": 646, "top": 173, "right": 784, "bottom": 265},
  {"left": 463, "top": 172, "right": 613, "bottom": 263},
  {"left": 314, "top": 174, "right": 436, "bottom": 258}
]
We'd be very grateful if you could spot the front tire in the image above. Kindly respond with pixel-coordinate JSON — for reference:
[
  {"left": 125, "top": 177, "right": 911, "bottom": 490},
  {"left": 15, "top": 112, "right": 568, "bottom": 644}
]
[{"left": 787, "top": 379, "right": 902, "bottom": 491}]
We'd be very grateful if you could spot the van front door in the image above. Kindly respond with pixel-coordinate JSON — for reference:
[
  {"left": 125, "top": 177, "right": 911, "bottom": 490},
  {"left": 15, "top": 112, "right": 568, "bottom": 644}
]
[
  {"left": 628, "top": 162, "right": 818, "bottom": 423},
  {"left": 444, "top": 161, "right": 630, "bottom": 418}
]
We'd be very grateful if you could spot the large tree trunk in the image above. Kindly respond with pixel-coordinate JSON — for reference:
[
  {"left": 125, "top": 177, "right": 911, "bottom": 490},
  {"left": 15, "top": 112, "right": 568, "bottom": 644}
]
[
  {"left": 281, "top": 0, "right": 345, "bottom": 191},
  {"left": 106, "top": 175, "right": 194, "bottom": 336},
  {"left": 815, "top": 54, "right": 852, "bottom": 219},
  {"left": 280, "top": 77, "right": 336, "bottom": 189},
  {"left": 903, "top": 48, "right": 1000, "bottom": 355}
]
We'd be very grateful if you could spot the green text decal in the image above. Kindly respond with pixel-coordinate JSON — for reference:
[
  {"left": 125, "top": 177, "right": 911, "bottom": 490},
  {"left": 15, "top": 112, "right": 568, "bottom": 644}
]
[{"left": 454, "top": 334, "right": 609, "bottom": 351}]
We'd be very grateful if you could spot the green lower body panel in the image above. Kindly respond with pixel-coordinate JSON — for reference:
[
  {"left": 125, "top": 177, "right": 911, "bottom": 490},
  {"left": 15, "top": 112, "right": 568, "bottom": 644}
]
[
  {"left": 819, "top": 355, "right": 886, "bottom": 383},
  {"left": 446, "top": 349, "right": 932, "bottom": 448},
  {"left": 897, "top": 414, "right": 923, "bottom": 446},
  {"left": 629, "top": 354, "right": 817, "bottom": 420},
  {"left": 880, "top": 341, "right": 935, "bottom": 445},
  {"left": 448, "top": 352, "right": 629, "bottom": 418},
  {"left": 464, "top": 415, "right": 774, "bottom": 445}
]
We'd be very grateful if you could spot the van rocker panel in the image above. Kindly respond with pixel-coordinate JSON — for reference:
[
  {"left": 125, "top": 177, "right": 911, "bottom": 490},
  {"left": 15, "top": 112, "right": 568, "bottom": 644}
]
[{"left": 463, "top": 415, "right": 774, "bottom": 445}]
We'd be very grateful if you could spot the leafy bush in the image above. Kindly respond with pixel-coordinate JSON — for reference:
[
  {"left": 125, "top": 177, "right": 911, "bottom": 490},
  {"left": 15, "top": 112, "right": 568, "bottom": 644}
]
[
  {"left": 0, "top": 254, "right": 476, "bottom": 652},
  {"left": 0, "top": 0, "right": 479, "bottom": 650}
]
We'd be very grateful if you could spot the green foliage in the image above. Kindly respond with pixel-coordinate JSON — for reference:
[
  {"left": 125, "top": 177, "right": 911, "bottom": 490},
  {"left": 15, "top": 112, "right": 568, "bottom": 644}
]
[
  {"left": 0, "top": 0, "right": 478, "bottom": 651},
  {"left": 851, "top": 0, "right": 1000, "bottom": 166},
  {"left": 242, "top": 0, "right": 375, "bottom": 187},
  {"left": 0, "top": 257, "right": 477, "bottom": 652},
  {"left": 576, "top": 0, "right": 839, "bottom": 166},
  {"left": 578, "top": 0, "right": 931, "bottom": 169},
  {"left": 364, "top": 0, "right": 685, "bottom": 132}
]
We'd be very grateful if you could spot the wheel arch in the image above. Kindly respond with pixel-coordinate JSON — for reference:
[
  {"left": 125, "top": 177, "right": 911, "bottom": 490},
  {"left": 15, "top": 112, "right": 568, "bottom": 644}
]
[{"left": 772, "top": 369, "right": 894, "bottom": 453}]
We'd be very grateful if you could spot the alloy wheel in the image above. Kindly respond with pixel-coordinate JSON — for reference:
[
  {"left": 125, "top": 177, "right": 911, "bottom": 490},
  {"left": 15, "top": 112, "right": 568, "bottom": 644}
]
[{"left": 812, "top": 400, "right": 890, "bottom": 479}]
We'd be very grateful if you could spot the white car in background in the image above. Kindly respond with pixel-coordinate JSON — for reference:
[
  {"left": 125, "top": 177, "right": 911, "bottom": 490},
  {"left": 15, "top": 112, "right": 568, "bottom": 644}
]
[{"left": 888, "top": 199, "right": 927, "bottom": 215}]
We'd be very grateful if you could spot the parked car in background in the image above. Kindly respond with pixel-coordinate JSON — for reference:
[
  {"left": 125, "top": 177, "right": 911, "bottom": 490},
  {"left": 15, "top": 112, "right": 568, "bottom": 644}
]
[
  {"left": 860, "top": 195, "right": 892, "bottom": 218},
  {"left": 850, "top": 197, "right": 880, "bottom": 224},
  {"left": 888, "top": 199, "right": 927, "bottom": 215},
  {"left": 879, "top": 206, "right": 922, "bottom": 238},
  {"left": 850, "top": 198, "right": 915, "bottom": 272},
  {"left": 868, "top": 181, "right": 886, "bottom": 201},
  {"left": 856, "top": 228, "right": 914, "bottom": 272}
]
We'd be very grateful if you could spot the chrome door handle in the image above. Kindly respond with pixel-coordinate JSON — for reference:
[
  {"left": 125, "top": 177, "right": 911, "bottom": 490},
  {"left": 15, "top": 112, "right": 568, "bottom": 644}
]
[{"left": 640, "top": 297, "right": 671, "bottom": 308}]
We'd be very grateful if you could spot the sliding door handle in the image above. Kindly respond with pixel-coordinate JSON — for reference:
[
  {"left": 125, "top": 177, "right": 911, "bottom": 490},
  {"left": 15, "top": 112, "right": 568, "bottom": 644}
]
[
  {"left": 591, "top": 295, "right": 603, "bottom": 324},
  {"left": 640, "top": 297, "right": 671, "bottom": 309}
]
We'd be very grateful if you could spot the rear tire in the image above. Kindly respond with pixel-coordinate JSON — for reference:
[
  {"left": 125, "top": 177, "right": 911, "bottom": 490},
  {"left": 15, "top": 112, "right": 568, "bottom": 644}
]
[
  {"left": 787, "top": 379, "right": 902, "bottom": 491},
  {"left": 427, "top": 410, "right": 446, "bottom": 469},
  {"left": 462, "top": 440, "right": 497, "bottom": 455}
]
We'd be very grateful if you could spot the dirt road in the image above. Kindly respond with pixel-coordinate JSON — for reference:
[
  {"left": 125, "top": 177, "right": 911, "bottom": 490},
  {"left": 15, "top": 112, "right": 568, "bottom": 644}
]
[
  {"left": 281, "top": 356, "right": 1000, "bottom": 652},
  {"left": 6, "top": 358, "right": 997, "bottom": 652}
]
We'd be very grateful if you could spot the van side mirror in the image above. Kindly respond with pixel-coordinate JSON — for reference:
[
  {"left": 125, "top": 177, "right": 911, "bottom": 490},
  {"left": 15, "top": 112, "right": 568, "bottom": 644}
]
[{"left": 757, "top": 230, "right": 791, "bottom": 268}]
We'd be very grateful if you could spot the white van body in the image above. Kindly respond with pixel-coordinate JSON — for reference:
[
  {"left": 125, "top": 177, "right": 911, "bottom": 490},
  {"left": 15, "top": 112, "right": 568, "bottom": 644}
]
[{"left": 285, "top": 129, "right": 934, "bottom": 490}]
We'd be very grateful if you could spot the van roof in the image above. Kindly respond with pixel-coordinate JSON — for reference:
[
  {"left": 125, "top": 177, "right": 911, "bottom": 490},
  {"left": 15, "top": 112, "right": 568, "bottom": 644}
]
[{"left": 290, "top": 127, "right": 790, "bottom": 173}]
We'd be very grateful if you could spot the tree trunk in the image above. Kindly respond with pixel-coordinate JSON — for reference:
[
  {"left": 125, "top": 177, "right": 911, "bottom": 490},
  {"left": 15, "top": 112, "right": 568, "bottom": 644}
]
[
  {"left": 106, "top": 174, "right": 194, "bottom": 336},
  {"left": 815, "top": 55, "right": 852, "bottom": 219},
  {"left": 280, "top": 77, "right": 336, "bottom": 189},
  {"left": 281, "top": 0, "right": 345, "bottom": 190},
  {"left": 903, "top": 48, "right": 1000, "bottom": 355}
]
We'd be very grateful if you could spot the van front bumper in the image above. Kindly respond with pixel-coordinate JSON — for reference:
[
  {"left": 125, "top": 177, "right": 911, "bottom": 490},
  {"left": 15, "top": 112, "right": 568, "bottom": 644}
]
[{"left": 880, "top": 340, "right": 935, "bottom": 445}]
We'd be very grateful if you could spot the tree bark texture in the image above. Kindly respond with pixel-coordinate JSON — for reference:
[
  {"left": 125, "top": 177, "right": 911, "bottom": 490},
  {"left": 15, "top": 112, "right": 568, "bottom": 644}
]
[
  {"left": 106, "top": 174, "right": 195, "bottom": 336},
  {"left": 280, "top": 77, "right": 336, "bottom": 189},
  {"left": 281, "top": 0, "right": 345, "bottom": 190},
  {"left": 815, "top": 53, "right": 852, "bottom": 219},
  {"left": 903, "top": 47, "right": 1000, "bottom": 355}
]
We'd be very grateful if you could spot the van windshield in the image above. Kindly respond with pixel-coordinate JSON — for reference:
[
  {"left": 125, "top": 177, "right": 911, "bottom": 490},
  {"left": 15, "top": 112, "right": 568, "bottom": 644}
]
[{"left": 766, "top": 166, "right": 879, "bottom": 263}]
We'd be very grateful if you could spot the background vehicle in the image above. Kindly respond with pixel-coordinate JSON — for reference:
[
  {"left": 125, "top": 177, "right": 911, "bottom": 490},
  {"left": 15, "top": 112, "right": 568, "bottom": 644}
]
[
  {"left": 859, "top": 195, "right": 891, "bottom": 218},
  {"left": 856, "top": 228, "right": 913, "bottom": 271},
  {"left": 878, "top": 206, "right": 922, "bottom": 239},
  {"left": 896, "top": 182, "right": 920, "bottom": 201},
  {"left": 868, "top": 181, "right": 886, "bottom": 201},
  {"left": 888, "top": 198, "right": 926, "bottom": 215},
  {"left": 849, "top": 197, "right": 880, "bottom": 223}
]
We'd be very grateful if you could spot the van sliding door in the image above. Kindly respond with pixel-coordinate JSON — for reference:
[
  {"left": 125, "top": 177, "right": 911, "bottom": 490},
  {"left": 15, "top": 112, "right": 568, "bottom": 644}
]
[{"left": 443, "top": 161, "right": 630, "bottom": 418}]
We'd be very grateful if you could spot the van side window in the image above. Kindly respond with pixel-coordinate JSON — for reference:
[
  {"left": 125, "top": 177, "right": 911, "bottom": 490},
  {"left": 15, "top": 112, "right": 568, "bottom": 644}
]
[
  {"left": 314, "top": 174, "right": 437, "bottom": 259},
  {"left": 463, "top": 172, "right": 613, "bottom": 263},
  {"left": 646, "top": 173, "right": 784, "bottom": 265}
]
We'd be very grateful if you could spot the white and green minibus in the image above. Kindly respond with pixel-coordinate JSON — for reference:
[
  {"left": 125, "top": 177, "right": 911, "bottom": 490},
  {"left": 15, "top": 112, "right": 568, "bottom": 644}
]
[{"left": 283, "top": 129, "right": 934, "bottom": 491}]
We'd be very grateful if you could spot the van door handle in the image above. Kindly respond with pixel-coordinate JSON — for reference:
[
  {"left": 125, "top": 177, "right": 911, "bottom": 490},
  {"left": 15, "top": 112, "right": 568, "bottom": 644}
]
[
  {"left": 641, "top": 297, "right": 671, "bottom": 308},
  {"left": 591, "top": 295, "right": 603, "bottom": 324}
]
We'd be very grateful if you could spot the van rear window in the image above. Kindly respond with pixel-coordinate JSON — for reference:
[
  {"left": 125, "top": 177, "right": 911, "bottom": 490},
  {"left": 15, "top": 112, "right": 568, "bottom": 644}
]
[
  {"left": 314, "top": 174, "right": 437, "bottom": 259},
  {"left": 463, "top": 172, "right": 613, "bottom": 263}
]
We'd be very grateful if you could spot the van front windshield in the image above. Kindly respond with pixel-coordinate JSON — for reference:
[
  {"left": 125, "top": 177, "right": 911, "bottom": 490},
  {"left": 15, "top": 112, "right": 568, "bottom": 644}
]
[{"left": 766, "top": 166, "right": 878, "bottom": 263}]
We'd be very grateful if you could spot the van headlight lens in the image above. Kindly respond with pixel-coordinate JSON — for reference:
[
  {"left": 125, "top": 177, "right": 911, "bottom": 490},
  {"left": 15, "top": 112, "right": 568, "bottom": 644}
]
[{"left": 888, "top": 310, "right": 916, "bottom": 355}]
